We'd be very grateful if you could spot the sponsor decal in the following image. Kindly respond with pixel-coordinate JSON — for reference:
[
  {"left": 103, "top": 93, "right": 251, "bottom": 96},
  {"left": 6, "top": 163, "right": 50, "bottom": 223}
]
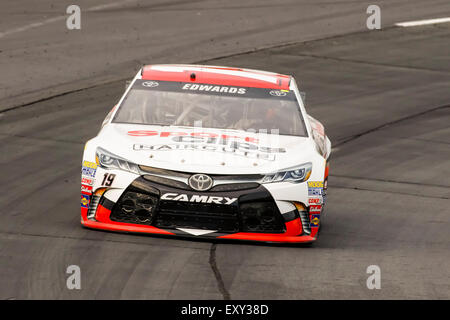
[
  {"left": 182, "top": 83, "right": 246, "bottom": 95},
  {"left": 134, "top": 143, "right": 281, "bottom": 161},
  {"left": 310, "top": 214, "right": 320, "bottom": 227},
  {"left": 161, "top": 193, "right": 237, "bottom": 205},
  {"left": 82, "top": 161, "right": 97, "bottom": 177},
  {"left": 309, "top": 204, "right": 322, "bottom": 213},
  {"left": 130, "top": 130, "right": 286, "bottom": 161},
  {"left": 142, "top": 81, "right": 159, "bottom": 87},
  {"left": 83, "top": 161, "right": 97, "bottom": 169},
  {"left": 308, "top": 182, "right": 324, "bottom": 204},
  {"left": 308, "top": 187, "right": 323, "bottom": 196},
  {"left": 81, "top": 177, "right": 94, "bottom": 185},
  {"left": 82, "top": 167, "right": 96, "bottom": 177},
  {"left": 308, "top": 198, "right": 322, "bottom": 204},
  {"left": 81, "top": 184, "right": 93, "bottom": 194},
  {"left": 81, "top": 194, "right": 90, "bottom": 208},
  {"left": 269, "top": 90, "right": 286, "bottom": 97},
  {"left": 308, "top": 181, "right": 324, "bottom": 188},
  {"left": 128, "top": 130, "right": 258, "bottom": 143},
  {"left": 133, "top": 79, "right": 295, "bottom": 100}
]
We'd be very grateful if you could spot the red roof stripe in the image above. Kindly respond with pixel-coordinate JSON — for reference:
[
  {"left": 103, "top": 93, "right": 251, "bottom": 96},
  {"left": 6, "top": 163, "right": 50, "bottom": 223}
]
[{"left": 141, "top": 64, "right": 290, "bottom": 90}]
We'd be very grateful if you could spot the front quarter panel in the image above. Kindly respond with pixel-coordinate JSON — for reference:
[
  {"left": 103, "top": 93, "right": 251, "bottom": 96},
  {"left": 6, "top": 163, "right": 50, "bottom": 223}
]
[{"left": 81, "top": 138, "right": 138, "bottom": 219}]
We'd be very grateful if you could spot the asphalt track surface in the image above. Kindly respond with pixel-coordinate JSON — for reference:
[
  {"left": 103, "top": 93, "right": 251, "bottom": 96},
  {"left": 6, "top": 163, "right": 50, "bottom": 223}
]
[{"left": 0, "top": 1, "right": 449, "bottom": 299}]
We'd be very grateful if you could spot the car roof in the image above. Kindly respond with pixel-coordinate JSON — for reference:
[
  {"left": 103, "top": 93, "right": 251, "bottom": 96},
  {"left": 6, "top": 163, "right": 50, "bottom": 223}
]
[{"left": 141, "top": 64, "right": 291, "bottom": 90}]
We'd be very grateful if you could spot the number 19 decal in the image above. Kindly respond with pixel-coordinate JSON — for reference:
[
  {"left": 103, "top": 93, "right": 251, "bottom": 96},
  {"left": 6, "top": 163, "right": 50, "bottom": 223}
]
[{"left": 101, "top": 173, "right": 116, "bottom": 186}]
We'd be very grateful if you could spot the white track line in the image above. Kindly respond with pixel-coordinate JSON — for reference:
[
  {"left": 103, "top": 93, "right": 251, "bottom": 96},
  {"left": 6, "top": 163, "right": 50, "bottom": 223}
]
[
  {"left": 395, "top": 17, "right": 450, "bottom": 27},
  {"left": 0, "top": 0, "right": 136, "bottom": 39},
  {"left": 0, "top": 16, "right": 66, "bottom": 38}
]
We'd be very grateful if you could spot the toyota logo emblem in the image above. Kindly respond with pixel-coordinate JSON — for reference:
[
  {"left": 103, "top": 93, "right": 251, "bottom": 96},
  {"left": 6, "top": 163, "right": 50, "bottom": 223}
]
[
  {"left": 269, "top": 90, "right": 286, "bottom": 96},
  {"left": 188, "top": 174, "right": 213, "bottom": 191},
  {"left": 142, "top": 81, "right": 159, "bottom": 87}
]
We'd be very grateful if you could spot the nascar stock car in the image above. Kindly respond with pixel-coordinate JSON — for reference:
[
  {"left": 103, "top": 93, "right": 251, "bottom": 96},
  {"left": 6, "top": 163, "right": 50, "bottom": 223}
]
[{"left": 81, "top": 64, "right": 331, "bottom": 243}]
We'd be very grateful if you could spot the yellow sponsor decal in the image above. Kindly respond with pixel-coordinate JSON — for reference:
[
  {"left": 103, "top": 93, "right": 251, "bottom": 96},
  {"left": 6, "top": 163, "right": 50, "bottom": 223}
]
[
  {"left": 310, "top": 214, "right": 320, "bottom": 227},
  {"left": 82, "top": 161, "right": 97, "bottom": 169},
  {"left": 308, "top": 181, "right": 323, "bottom": 188}
]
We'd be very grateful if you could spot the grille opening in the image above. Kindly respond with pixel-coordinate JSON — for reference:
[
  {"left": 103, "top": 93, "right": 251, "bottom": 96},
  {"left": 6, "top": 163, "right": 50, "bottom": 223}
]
[
  {"left": 135, "top": 209, "right": 152, "bottom": 222},
  {"left": 121, "top": 199, "right": 135, "bottom": 214},
  {"left": 155, "top": 200, "right": 240, "bottom": 232},
  {"left": 111, "top": 191, "right": 158, "bottom": 225},
  {"left": 240, "top": 202, "right": 285, "bottom": 233},
  {"left": 242, "top": 216, "right": 259, "bottom": 231},
  {"left": 209, "top": 183, "right": 259, "bottom": 192}
]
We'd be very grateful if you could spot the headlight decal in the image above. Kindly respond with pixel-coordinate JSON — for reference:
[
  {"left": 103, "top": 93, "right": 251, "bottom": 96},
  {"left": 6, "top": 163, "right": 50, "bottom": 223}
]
[
  {"left": 261, "top": 162, "right": 312, "bottom": 184},
  {"left": 95, "top": 147, "right": 140, "bottom": 175}
]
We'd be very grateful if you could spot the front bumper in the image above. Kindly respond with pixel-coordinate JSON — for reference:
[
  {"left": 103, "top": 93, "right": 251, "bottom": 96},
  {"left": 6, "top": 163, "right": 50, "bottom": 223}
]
[{"left": 81, "top": 176, "right": 319, "bottom": 243}]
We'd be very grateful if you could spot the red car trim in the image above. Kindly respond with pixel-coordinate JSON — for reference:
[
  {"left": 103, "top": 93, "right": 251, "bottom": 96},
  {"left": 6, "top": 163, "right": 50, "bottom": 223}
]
[
  {"left": 81, "top": 207, "right": 314, "bottom": 242},
  {"left": 141, "top": 65, "right": 291, "bottom": 90}
]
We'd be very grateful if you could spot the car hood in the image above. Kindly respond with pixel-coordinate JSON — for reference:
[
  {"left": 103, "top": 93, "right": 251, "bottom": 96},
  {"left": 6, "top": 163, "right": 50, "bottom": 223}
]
[{"left": 96, "top": 124, "right": 316, "bottom": 174}]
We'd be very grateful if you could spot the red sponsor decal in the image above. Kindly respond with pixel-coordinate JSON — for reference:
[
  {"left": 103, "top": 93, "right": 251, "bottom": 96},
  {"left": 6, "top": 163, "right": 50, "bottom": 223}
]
[
  {"left": 309, "top": 204, "right": 322, "bottom": 212},
  {"left": 159, "top": 131, "right": 187, "bottom": 138},
  {"left": 308, "top": 198, "right": 321, "bottom": 204},
  {"left": 81, "top": 177, "right": 94, "bottom": 185},
  {"left": 127, "top": 130, "right": 258, "bottom": 143},
  {"left": 81, "top": 184, "right": 93, "bottom": 194},
  {"left": 128, "top": 130, "right": 158, "bottom": 137},
  {"left": 191, "top": 132, "right": 218, "bottom": 138}
]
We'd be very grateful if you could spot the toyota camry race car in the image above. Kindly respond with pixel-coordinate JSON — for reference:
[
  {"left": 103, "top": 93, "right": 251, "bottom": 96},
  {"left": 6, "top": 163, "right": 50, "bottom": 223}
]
[{"left": 81, "top": 64, "right": 331, "bottom": 243}]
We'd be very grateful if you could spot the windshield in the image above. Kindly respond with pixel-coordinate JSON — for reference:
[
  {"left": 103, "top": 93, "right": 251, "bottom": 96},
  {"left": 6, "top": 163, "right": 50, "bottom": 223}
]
[{"left": 113, "top": 80, "right": 307, "bottom": 136}]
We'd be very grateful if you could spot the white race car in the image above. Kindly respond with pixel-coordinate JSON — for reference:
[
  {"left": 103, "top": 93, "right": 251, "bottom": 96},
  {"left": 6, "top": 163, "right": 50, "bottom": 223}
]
[{"left": 81, "top": 64, "right": 331, "bottom": 243}]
